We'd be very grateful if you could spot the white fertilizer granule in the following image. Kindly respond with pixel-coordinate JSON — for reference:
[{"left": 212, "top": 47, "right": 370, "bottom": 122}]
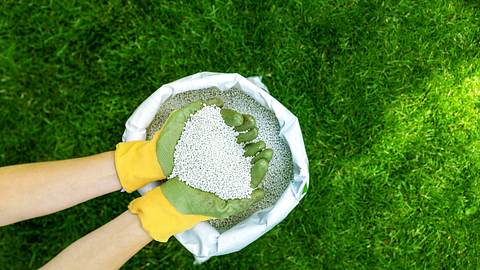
[
  {"left": 170, "top": 105, "right": 253, "bottom": 200},
  {"left": 147, "top": 88, "right": 293, "bottom": 231}
]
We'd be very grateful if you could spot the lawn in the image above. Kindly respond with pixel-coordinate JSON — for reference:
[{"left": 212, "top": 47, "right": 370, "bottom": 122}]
[{"left": 1, "top": 0, "right": 480, "bottom": 269}]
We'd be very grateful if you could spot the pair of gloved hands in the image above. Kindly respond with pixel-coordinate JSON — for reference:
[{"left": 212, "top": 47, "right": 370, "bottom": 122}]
[{"left": 114, "top": 98, "right": 271, "bottom": 242}]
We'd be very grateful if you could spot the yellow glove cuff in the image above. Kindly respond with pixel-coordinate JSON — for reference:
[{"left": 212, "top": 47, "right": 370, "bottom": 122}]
[
  {"left": 128, "top": 187, "right": 209, "bottom": 242},
  {"left": 114, "top": 132, "right": 166, "bottom": 193}
]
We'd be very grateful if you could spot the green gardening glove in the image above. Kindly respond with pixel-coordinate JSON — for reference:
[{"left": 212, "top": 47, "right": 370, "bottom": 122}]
[{"left": 128, "top": 107, "right": 273, "bottom": 241}]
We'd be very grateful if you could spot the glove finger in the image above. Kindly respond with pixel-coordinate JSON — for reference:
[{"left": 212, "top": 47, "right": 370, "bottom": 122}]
[
  {"left": 237, "top": 127, "right": 258, "bottom": 143},
  {"left": 243, "top": 141, "right": 266, "bottom": 157},
  {"left": 178, "top": 100, "right": 203, "bottom": 116},
  {"left": 250, "top": 188, "right": 265, "bottom": 203},
  {"left": 235, "top": 114, "right": 256, "bottom": 132},
  {"left": 221, "top": 108, "right": 244, "bottom": 127},
  {"left": 251, "top": 148, "right": 273, "bottom": 164},
  {"left": 221, "top": 189, "right": 265, "bottom": 218},
  {"left": 205, "top": 97, "right": 224, "bottom": 108},
  {"left": 250, "top": 159, "right": 269, "bottom": 188}
]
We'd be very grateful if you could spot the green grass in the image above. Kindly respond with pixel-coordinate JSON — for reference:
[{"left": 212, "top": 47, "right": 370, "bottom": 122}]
[{"left": 1, "top": 0, "right": 480, "bottom": 269}]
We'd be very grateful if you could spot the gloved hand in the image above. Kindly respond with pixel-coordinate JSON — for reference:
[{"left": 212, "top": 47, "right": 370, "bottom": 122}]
[
  {"left": 121, "top": 99, "right": 272, "bottom": 242},
  {"left": 115, "top": 98, "right": 232, "bottom": 192}
]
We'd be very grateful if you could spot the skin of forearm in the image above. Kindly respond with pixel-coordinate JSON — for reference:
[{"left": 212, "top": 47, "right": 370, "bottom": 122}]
[
  {"left": 0, "top": 151, "right": 122, "bottom": 226},
  {"left": 40, "top": 210, "right": 152, "bottom": 270}
]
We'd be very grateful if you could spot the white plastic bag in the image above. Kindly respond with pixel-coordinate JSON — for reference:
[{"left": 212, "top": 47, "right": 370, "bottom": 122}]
[{"left": 122, "top": 72, "right": 309, "bottom": 263}]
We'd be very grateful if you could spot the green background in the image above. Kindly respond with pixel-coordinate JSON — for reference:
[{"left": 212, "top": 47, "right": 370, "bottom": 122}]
[{"left": 1, "top": 0, "right": 480, "bottom": 269}]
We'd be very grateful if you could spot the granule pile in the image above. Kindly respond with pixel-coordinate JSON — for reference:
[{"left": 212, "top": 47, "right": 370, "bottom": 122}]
[
  {"left": 169, "top": 105, "right": 253, "bottom": 200},
  {"left": 147, "top": 88, "right": 293, "bottom": 231}
]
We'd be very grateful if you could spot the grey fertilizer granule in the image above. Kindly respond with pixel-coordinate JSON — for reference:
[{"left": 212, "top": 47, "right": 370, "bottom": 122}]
[{"left": 147, "top": 88, "right": 294, "bottom": 231}]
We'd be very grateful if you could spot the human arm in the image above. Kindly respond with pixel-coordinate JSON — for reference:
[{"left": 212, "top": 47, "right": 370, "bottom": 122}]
[
  {"left": 5, "top": 99, "right": 269, "bottom": 269},
  {"left": 40, "top": 210, "right": 152, "bottom": 270},
  {"left": 0, "top": 99, "right": 243, "bottom": 227},
  {"left": 0, "top": 151, "right": 121, "bottom": 226}
]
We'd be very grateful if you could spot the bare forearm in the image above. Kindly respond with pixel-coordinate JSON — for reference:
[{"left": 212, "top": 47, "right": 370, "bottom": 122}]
[
  {"left": 41, "top": 210, "right": 152, "bottom": 270},
  {"left": 0, "top": 151, "right": 122, "bottom": 226}
]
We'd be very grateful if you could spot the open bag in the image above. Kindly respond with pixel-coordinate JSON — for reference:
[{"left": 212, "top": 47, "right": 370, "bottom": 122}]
[{"left": 122, "top": 72, "right": 309, "bottom": 263}]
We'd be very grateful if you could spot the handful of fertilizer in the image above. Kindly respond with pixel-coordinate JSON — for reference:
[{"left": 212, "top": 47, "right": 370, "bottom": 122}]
[{"left": 169, "top": 102, "right": 272, "bottom": 200}]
